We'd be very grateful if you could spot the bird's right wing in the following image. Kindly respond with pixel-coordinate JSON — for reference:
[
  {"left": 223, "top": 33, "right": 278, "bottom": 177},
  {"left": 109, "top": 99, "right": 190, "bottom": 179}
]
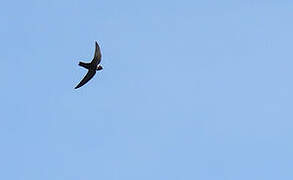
[
  {"left": 92, "top": 41, "right": 102, "bottom": 64},
  {"left": 75, "top": 70, "right": 96, "bottom": 89}
]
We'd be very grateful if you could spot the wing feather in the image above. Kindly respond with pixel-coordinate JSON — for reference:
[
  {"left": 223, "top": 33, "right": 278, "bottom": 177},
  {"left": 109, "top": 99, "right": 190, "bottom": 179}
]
[
  {"left": 75, "top": 70, "right": 96, "bottom": 89},
  {"left": 92, "top": 41, "right": 102, "bottom": 64}
]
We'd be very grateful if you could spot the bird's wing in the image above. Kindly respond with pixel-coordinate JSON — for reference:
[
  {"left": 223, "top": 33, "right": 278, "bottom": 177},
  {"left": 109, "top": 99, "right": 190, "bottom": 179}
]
[
  {"left": 75, "top": 70, "right": 96, "bottom": 89},
  {"left": 92, "top": 41, "right": 102, "bottom": 64}
]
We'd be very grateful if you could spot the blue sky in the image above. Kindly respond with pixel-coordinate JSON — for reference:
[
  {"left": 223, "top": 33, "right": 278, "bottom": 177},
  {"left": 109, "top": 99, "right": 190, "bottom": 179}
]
[{"left": 1, "top": 0, "right": 293, "bottom": 179}]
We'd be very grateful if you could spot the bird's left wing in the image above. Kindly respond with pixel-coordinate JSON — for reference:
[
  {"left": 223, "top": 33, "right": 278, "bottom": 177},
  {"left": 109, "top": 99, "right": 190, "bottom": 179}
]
[{"left": 75, "top": 70, "right": 96, "bottom": 89}]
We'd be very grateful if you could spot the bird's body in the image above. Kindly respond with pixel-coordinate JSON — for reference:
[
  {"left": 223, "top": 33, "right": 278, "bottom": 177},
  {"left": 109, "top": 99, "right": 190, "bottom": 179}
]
[{"left": 75, "top": 42, "right": 103, "bottom": 89}]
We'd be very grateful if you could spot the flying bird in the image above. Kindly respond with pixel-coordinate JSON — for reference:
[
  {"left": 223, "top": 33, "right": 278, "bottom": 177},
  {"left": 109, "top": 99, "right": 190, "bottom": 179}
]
[{"left": 75, "top": 41, "right": 103, "bottom": 89}]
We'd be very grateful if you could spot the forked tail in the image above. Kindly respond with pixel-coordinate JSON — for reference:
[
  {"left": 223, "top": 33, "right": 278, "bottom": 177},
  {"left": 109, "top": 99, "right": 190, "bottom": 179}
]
[{"left": 78, "top": 61, "right": 90, "bottom": 69}]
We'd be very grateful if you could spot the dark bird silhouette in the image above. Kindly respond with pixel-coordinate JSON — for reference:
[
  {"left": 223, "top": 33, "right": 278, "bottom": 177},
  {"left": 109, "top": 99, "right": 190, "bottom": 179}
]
[{"left": 75, "top": 41, "right": 103, "bottom": 89}]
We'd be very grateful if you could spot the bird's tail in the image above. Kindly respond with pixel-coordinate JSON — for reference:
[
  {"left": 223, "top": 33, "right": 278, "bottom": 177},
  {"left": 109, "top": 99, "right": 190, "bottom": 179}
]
[{"left": 78, "top": 61, "right": 90, "bottom": 69}]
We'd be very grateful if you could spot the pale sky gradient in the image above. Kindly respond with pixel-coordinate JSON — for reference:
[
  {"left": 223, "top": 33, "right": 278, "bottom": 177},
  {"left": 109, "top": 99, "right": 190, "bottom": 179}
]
[{"left": 1, "top": 0, "right": 293, "bottom": 179}]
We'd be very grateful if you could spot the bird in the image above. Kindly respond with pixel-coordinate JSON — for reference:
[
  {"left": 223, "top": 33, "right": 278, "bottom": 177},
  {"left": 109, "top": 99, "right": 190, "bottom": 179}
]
[{"left": 75, "top": 41, "right": 103, "bottom": 89}]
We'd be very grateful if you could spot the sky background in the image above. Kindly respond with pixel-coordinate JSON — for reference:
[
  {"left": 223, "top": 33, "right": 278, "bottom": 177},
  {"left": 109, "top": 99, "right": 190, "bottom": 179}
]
[{"left": 1, "top": 0, "right": 293, "bottom": 179}]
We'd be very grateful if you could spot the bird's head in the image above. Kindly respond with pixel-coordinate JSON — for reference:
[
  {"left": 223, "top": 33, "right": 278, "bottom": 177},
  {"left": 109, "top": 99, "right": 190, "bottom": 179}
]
[{"left": 97, "top": 65, "right": 103, "bottom": 71}]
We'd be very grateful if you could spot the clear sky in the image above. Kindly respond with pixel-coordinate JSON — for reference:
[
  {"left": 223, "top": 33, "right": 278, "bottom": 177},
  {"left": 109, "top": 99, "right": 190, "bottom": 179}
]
[{"left": 1, "top": 0, "right": 293, "bottom": 179}]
